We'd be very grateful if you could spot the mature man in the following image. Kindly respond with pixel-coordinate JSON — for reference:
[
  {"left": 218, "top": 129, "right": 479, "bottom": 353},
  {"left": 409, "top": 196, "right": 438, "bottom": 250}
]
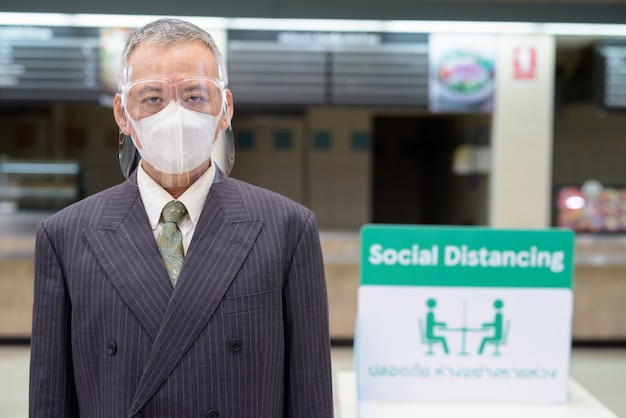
[{"left": 29, "top": 18, "right": 333, "bottom": 417}]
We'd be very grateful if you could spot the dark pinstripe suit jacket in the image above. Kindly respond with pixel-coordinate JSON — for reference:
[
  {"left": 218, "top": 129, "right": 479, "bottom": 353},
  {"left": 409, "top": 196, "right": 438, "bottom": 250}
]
[{"left": 29, "top": 169, "right": 334, "bottom": 417}]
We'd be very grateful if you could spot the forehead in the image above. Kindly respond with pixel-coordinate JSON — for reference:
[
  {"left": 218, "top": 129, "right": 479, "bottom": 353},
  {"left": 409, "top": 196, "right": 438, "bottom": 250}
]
[{"left": 126, "top": 41, "right": 218, "bottom": 81}]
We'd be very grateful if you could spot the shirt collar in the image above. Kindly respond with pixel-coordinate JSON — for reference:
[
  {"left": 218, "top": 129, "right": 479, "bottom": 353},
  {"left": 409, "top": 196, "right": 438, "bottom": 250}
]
[{"left": 137, "top": 161, "right": 215, "bottom": 230}]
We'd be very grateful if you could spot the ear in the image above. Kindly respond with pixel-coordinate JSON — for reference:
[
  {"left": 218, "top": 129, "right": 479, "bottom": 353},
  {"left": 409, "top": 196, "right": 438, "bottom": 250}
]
[
  {"left": 219, "top": 88, "right": 234, "bottom": 131},
  {"left": 113, "top": 93, "right": 131, "bottom": 136},
  {"left": 113, "top": 93, "right": 141, "bottom": 149}
]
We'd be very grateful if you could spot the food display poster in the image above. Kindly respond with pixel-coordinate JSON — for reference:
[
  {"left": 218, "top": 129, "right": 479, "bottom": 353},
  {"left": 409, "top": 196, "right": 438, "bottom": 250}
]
[
  {"left": 354, "top": 225, "right": 575, "bottom": 411},
  {"left": 428, "top": 34, "right": 496, "bottom": 113}
]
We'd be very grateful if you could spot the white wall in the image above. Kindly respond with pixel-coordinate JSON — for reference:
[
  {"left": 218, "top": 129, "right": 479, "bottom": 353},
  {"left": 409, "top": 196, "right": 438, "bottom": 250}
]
[{"left": 490, "top": 35, "right": 556, "bottom": 228}]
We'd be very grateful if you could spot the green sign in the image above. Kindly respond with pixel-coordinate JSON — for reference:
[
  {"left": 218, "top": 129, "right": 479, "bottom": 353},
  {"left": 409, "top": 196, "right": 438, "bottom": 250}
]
[{"left": 360, "top": 225, "right": 574, "bottom": 288}]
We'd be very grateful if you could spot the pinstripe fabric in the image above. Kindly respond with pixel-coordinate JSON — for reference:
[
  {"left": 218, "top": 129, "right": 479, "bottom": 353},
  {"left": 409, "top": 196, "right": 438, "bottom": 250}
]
[{"left": 29, "top": 169, "right": 333, "bottom": 417}]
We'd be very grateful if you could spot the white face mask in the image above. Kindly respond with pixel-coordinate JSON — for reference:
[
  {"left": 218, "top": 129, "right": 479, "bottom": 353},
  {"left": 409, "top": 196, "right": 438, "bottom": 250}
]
[{"left": 127, "top": 101, "right": 221, "bottom": 175}]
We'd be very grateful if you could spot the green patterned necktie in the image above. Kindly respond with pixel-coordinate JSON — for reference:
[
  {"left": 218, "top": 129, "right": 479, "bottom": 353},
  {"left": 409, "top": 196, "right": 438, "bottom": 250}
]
[{"left": 157, "top": 200, "right": 187, "bottom": 286}]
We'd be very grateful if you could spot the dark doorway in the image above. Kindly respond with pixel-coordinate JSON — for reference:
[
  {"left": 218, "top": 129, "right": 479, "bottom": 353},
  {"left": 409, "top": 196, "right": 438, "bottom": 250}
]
[{"left": 372, "top": 116, "right": 457, "bottom": 225}]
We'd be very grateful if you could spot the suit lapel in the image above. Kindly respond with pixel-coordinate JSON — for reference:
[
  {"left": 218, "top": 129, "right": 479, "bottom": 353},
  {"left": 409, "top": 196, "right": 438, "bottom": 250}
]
[
  {"left": 130, "top": 175, "right": 263, "bottom": 414},
  {"left": 83, "top": 176, "right": 173, "bottom": 341}
]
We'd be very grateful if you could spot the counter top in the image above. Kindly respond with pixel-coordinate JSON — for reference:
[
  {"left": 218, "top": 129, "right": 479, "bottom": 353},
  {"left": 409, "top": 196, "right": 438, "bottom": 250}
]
[
  {"left": 0, "top": 211, "right": 49, "bottom": 259},
  {"left": 338, "top": 371, "right": 618, "bottom": 418},
  {"left": 3, "top": 224, "right": 626, "bottom": 266}
]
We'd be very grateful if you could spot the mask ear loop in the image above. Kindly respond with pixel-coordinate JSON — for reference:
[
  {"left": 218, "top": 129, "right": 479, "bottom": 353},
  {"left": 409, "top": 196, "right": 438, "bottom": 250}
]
[
  {"left": 222, "top": 96, "right": 231, "bottom": 130},
  {"left": 118, "top": 78, "right": 140, "bottom": 179},
  {"left": 218, "top": 66, "right": 231, "bottom": 130}
]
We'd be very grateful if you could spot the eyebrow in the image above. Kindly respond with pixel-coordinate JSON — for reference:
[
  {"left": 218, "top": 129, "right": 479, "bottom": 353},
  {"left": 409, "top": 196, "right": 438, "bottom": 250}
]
[
  {"left": 135, "top": 84, "right": 166, "bottom": 95},
  {"left": 180, "top": 83, "right": 203, "bottom": 92}
]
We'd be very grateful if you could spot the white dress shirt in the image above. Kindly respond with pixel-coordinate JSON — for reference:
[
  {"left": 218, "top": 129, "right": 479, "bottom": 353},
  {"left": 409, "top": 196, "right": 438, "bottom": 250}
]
[{"left": 136, "top": 161, "right": 215, "bottom": 254}]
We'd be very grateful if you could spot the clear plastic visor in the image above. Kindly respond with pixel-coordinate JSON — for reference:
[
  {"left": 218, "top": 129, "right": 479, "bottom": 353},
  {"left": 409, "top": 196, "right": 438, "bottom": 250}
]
[
  {"left": 118, "top": 64, "right": 235, "bottom": 185},
  {"left": 122, "top": 77, "right": 224, "bottom": 120}
]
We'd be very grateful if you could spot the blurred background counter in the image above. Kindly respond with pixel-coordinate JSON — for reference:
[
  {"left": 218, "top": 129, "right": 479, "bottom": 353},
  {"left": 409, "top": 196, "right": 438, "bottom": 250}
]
[
  {"left": 0, "top": 158, "right": 83, "bottom": 340},
  {"left": 2, "top": 221, "right": 626, "bottom": 343},
  {"left": 0, "top": 211, "right": 44, "bottom": 340}
]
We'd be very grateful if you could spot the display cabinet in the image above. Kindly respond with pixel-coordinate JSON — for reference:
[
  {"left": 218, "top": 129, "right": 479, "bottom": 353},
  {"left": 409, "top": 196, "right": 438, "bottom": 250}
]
[{"left": 0, "top": 156, "right": 84, "bottom": 212}]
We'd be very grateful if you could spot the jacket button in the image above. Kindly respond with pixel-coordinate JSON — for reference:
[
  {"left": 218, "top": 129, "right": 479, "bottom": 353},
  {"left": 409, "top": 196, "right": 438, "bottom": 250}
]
[
  {"left": 106, "top": 340, "right": 117, "bottom": 356},
  {"left": 206, "top": 408, "right": 219, "bottom": 418},
  {"left": 229, "top": 338, "right": 242, "bottom": 352}
]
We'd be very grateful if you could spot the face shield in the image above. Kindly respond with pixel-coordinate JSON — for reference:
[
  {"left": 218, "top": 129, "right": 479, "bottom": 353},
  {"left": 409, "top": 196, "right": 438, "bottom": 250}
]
[{"left": 118, "top": 63, "right": 234, "bottom": 186}]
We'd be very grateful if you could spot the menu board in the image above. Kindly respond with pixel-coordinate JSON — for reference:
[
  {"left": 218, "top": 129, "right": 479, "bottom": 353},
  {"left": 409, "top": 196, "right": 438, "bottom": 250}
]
[
  {"left": 0, "top": 26, "right": 100, "bottom": 102},
  {"left": 595, "top": 39, "right": 626, "bottom": 111},
  {"left": 227, "top": 30, "right": 429, "bottom": 107}
]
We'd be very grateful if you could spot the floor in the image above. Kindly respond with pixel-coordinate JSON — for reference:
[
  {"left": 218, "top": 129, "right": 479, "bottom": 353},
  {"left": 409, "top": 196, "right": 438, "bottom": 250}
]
[{"left": 2, "top": 345, "right": 624, "bottom": 417}]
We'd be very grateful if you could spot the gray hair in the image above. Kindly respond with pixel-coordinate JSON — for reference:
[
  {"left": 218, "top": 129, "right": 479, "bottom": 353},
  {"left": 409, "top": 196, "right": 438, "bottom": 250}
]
[{"left": 118, "top": 18, "right": 228, "bottom": 87}]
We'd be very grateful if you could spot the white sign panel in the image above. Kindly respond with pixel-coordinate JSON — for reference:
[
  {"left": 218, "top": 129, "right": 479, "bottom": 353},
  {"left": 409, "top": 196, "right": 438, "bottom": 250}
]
[{"left": 355, "top": 225, "right": 575, "bottom": 410}]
